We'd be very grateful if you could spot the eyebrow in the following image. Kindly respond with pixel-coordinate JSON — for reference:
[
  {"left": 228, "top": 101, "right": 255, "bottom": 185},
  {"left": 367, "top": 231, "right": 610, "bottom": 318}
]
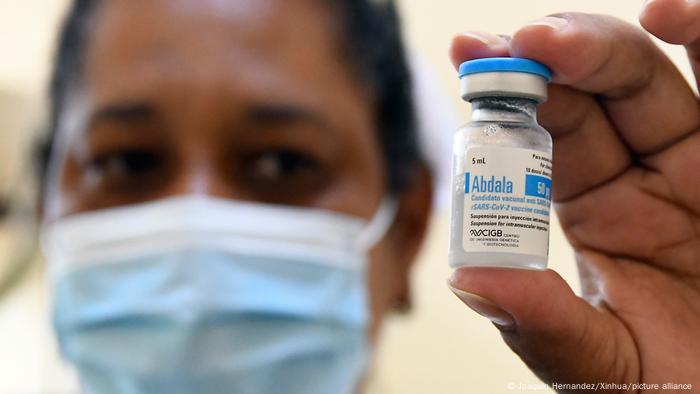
[
  {"left": 248, "top": 104, "right": 331, "bottom": 130},
  {"left": 87, "top": 102, "right": 157, "bottom": 130}
]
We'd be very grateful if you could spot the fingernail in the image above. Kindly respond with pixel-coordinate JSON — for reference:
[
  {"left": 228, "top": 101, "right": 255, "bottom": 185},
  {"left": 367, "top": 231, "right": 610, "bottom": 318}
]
[
  {"left": 460, "top": 31, "right": 509, "bottom": 47},
  {"left": 526, "top": 16, "right": 569, "bottom": 31},
  {"left": 448, "top": 284, "right": 515, "bottom": 328}
]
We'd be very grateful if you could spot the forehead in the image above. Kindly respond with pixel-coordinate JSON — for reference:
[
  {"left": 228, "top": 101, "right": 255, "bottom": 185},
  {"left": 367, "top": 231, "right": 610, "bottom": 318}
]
[{"left": 81, "top": 0, "right": 361, "bottom": 105}]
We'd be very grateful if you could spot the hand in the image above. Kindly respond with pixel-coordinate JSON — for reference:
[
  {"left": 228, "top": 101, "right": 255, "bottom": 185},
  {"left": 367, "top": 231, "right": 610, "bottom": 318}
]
[{"left": 447, "top": 2, "right": 700, "bottom": 391}]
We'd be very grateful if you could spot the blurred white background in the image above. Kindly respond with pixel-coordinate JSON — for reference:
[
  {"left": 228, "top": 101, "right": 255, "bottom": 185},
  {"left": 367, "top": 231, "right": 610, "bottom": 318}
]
[{"left": 0, "top": 1, "right": 695, "bottom": 393}]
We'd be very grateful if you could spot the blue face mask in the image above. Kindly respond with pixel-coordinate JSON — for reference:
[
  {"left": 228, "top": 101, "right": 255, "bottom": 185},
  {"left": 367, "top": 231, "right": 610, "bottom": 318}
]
[{"left": 41, "top": 196, "right": 397, "bottom": 394}]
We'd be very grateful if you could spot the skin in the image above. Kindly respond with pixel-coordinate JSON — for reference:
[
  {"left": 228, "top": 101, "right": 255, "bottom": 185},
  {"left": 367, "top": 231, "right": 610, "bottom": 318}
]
[
  {"left": 448, "top": 0, "right": 700, "bottom": 391},
  {"left": 43, "top": 0, "right": 432, "bottom": 344}
]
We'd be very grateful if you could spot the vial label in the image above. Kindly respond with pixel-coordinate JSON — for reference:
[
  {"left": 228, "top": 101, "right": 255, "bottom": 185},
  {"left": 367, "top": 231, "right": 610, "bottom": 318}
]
[{"left": 462, "top": 147, "right": 552, "bottom": 257}]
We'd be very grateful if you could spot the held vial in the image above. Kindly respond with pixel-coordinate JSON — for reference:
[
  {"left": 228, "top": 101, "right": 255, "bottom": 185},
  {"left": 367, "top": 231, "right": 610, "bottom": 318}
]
[{"left": 449, "top": 58, "right": 553, "bottom": 270}]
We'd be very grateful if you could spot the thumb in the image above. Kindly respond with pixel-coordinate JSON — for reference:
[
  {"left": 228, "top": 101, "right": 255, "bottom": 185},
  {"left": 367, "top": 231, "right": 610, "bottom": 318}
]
[{"left": 448, "top": 267, "right": 632, "bottom": 386}]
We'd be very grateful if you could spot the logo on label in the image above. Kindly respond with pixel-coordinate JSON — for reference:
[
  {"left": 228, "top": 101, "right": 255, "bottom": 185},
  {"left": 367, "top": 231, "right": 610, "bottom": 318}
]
[{"left": 469, "top": 229, "right": 504, "bottom": 237}]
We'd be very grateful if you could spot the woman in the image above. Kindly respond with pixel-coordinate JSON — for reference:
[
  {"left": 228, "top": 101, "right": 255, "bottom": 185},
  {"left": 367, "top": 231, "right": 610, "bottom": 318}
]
[
  {"left": 41, "top": 0, "right": 700, "bottom": 392},
  {"left": 42, "top": 1, "right": 431, "bottom": 393}
]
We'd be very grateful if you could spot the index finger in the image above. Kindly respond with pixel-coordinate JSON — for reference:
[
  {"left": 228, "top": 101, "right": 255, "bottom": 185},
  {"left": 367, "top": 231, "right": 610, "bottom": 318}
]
[
  {"left": 449, "top": 14, "right": 700, "bottom": 156},
  {"left": 509, "top": 13, "right": 700, "bottom": 156}
]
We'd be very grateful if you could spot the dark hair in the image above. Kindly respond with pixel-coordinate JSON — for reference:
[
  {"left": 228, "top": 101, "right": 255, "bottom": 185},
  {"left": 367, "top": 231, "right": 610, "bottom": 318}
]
[{"left": 42, "top": 0, "right": 421, "bottom": 193}]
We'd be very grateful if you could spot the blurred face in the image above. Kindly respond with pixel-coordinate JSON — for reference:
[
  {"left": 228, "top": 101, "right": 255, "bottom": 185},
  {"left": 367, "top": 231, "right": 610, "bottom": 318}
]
[{"left": 44, "top": 0, "right": 431, "bottom": 338}]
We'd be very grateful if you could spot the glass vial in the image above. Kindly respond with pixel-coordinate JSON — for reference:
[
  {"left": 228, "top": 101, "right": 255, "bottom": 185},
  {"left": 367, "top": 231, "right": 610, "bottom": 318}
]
[{"left": 449, "top": 58, "right": 553, "bottom": 270}]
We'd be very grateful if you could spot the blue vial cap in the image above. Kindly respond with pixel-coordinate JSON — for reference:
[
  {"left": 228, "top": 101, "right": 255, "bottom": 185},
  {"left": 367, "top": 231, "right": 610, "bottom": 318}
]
[{"left": 458, "top": 57, "right": 552, "bottom": 82}]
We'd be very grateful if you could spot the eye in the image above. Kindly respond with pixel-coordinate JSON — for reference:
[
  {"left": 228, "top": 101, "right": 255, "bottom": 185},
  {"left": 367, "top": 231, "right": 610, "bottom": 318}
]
[
  {"left": 253, "top": 150, "right": 317, "bottom": 178},
  {"left": 240, "top": 149, "right": 328, "bottom": 196},
  {"left": 85, "top": 149, "right": 164, "bottom": 192}
]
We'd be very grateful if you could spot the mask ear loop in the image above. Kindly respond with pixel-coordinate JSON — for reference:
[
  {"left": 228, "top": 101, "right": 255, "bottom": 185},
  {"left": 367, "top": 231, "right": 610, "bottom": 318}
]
[{"left": 354, "top": 197, "right": 399, "bottom": 252}]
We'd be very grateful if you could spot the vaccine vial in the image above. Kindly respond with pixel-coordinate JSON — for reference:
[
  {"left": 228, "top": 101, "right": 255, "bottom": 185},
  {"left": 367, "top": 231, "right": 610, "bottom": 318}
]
[{"left": 449, "top": 58, "right": 553, "bottom": 270}]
